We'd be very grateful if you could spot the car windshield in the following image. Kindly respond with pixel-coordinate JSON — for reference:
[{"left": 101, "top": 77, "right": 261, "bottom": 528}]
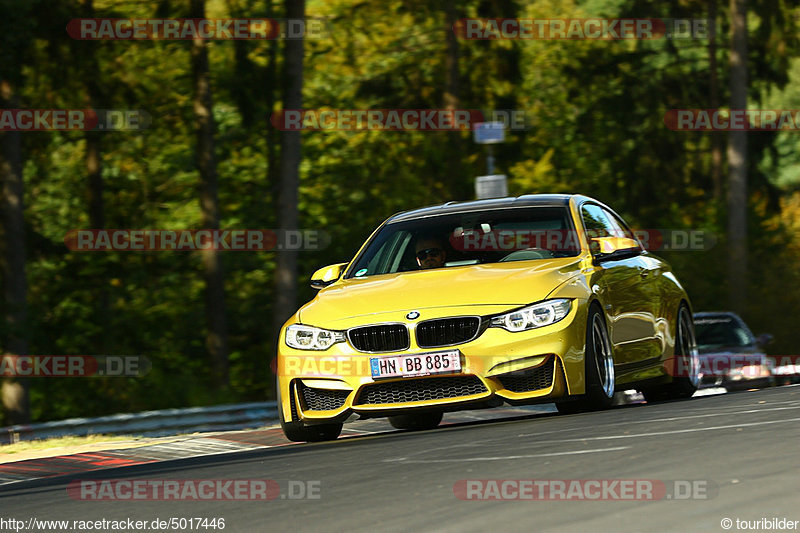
[
  {"left": 345, "top": 206, "right": 580, "bottom": 279},
  {"left": 694, "top": 317, "right": 755, "bottom": 348}
]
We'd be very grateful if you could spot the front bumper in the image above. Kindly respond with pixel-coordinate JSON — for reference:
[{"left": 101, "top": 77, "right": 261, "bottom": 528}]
[
  {"left": 277, "top": 302, "right": 588, "bottom": 424},
  {"left": 697, "top": 354, "right": 774, "bottom": 388}
]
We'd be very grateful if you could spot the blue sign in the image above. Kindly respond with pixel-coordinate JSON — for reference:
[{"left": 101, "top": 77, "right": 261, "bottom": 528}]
[{"left": 473, "top": 122, "right": 505, "bottom": 144}]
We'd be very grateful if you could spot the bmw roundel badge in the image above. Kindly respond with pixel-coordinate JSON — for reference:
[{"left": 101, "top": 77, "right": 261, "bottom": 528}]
[{"left": 406, "top": 311, "right": 420, "bottom": 320}]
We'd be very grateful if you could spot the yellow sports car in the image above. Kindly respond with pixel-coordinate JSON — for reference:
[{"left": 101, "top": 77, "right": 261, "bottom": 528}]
[{"left": 277, "top": 194, "right": 699, "bottom": 442}]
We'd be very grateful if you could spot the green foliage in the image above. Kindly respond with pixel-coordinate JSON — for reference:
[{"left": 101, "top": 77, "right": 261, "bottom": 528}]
[{"left": 3, "top": 0, "right": 800, "bottom": 424}]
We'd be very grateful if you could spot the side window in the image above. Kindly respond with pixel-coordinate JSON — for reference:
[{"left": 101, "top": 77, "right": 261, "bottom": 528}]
[
  {"left": 602, "top": 208, "right": 644, "bottom": 250},
  {"left": 581, "top": 204, "right": 617, "bottom": 239},
  {"left": 581, "top": 204, "right": 618, "bottom": 256}
]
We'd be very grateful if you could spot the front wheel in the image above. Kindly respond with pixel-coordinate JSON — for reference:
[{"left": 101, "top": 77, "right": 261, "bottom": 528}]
[
  {"left": 557, "top": 305, "right": 615, "bottom": 413},
  {"left": 278, "top": 378, "right": 343, "bottom": 442}
]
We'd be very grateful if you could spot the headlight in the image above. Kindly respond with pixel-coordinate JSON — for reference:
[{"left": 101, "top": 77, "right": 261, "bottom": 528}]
[
  {"left": 490, "top": 299, "right": 572, "bottom": 332},
  {"left": 285, "top": 324, "right": 346, "bottom": 351}
]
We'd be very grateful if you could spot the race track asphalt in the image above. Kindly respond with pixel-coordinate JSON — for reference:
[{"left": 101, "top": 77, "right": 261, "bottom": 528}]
[{"left": 2, "top": 386, "right": 799, "bottom": 533}]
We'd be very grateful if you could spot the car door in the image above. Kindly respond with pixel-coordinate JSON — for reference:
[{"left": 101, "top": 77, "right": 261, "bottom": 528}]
[
  {"left": 581, "top": 203, "right": 656, "bottom": 366},
  {"left": 602, "top": 207, "right": 664, "bottom": 362}
]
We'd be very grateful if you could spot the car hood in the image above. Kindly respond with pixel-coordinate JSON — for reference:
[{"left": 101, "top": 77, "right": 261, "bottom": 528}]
[{"left": 298, "top": 257, "right": 584, "bottom": 326}]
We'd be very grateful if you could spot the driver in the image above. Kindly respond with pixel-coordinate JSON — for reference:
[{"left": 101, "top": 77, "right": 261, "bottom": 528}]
[{"left": 414, "top": 235, "right": 446, "bottom": 269}]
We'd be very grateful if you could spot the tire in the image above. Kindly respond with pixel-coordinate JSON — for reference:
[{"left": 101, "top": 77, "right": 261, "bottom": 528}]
[
  {"left": 641, "top": 304, "right": 699, "bottom": 402},
  {"left": 278, "top": 378, "right": 343, "bottom": 442},
  {"left": 388, "top": 411, "right": 443, "bottom": 431},
  {"left": 556, "top": 304, "right": 615, "bottom": 413}
]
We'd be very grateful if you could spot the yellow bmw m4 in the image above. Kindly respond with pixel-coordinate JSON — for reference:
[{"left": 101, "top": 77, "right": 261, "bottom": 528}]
[{"left": 276, "top": 194, "right": 699, "bottom": 442}]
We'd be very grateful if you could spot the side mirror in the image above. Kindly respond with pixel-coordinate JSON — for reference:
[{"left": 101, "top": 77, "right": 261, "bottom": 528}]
[
  {"left": 591, "top": 237, "right": 641, "bottom": 263},
  {"left": 756, "top": 333, "right": 773, "bottom": 347},
  {"left": 310, "top": 263, "right": 347, "bottom": 289}
]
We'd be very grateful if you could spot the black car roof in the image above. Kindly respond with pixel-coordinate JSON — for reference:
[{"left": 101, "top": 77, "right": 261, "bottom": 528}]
[
  {"left": 693, "top": 312, "right": 742, "bottom": 320},
  {"left": 386, "top": 194, "right": 580, "bottom": 224}
]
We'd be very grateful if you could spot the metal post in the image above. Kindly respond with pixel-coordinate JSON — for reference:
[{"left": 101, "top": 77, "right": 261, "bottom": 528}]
[{"left": 474, "top": 121, "right": 507, "bottom": 199}]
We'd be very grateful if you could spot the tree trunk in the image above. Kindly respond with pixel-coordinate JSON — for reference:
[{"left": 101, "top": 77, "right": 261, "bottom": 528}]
[
  {"left": 443, "top": 0, "right": 467, "bottom": 199},
  {"left": 443, "top": 0, "right": 461, "bottom": 111},
  {"left": 227, "top": 0, "right": 257, "bottom": 128},
  {"left": 83, "top": 0, "right": 109, "bottom": 355},
  {"left": 709, "top": 0, "right": 723, "bottom": 202},
  {"left": 266, "top": 0, "right": 279, "bottom": 204},
  {"left": 727, "top": 0, "right": 748, "bottom": 312},
  {"left": 191, "top": 0, "right": 230, "bottom": 388},
  {"left": 86, "top": 134, "right": 104, "bottom": 228},
  {"left": 0, "top": 78, "right": 30, "bottom": 425},
  {"left": 272, "top": 0, "right": 305, "bottom": 339}
]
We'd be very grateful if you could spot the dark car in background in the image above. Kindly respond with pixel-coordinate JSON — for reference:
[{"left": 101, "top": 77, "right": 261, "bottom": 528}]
[{"left": 693, "top": 312, "right": 775, "bottom": 391}]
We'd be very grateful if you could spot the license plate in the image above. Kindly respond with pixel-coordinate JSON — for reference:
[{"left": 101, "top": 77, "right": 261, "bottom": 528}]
[{"left": 370, "top": 350, "right": 461, "bottom": 379}]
